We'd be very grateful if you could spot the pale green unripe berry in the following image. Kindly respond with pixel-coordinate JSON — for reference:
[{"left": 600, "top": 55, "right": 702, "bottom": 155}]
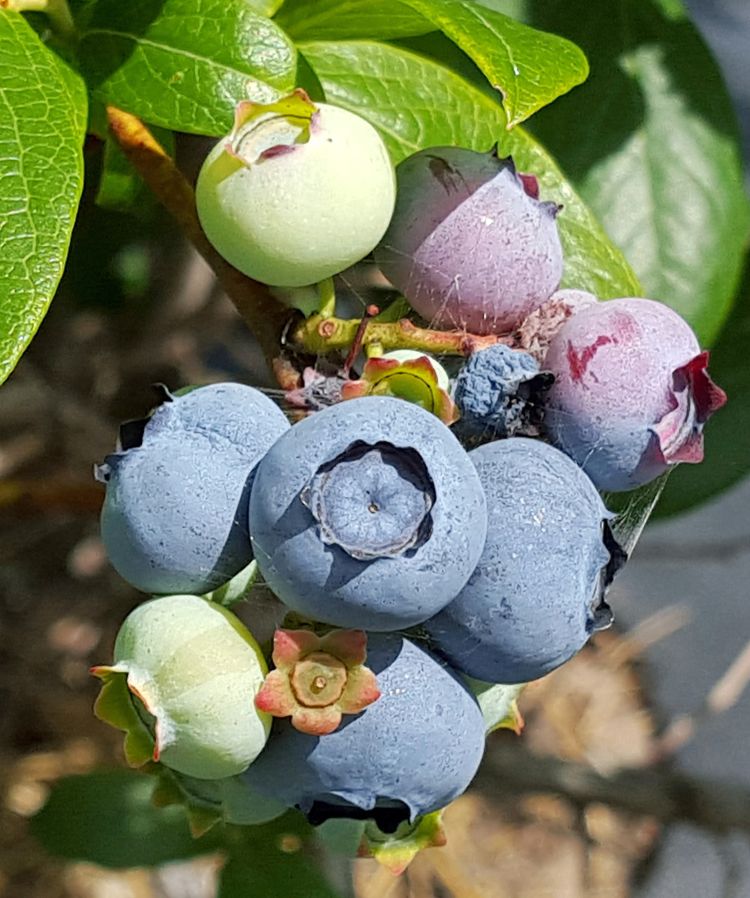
[
  {"left": 195, "top": 90, "right": 396, "bottom": 287},
  {"left": 94, "top": 595, "right": 270, "bottom": 780}
]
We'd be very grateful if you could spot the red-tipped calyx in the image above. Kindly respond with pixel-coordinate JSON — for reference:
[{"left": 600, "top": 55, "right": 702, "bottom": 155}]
[
  {"left": 255, "top": 628, "right": 380, "bottom": 735},
  {"left": 653, "top": 351, "right": 727, "bottom": 464}
]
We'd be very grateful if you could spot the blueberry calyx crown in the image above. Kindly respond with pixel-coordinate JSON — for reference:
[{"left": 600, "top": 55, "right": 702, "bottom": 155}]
[
  {"left": 651, "top": 351, "right": 727, "bottom": 465},
  {"left": 254, "top": 628, "right": 381, "bottom": 736},
  {"left": 301, "top": 440, "right": 436, "bottom": 561},
  {"left": 290, "top": 652, "right": 348, "bottom": 707}
]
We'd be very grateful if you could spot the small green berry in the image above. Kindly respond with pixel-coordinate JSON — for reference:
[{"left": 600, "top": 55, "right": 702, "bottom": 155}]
[
  {"left": 92, "top": 594, "right": 270, "bottom": 780},
  {"left": 196, "top": 90, "right": 396, "bottom": 287}
]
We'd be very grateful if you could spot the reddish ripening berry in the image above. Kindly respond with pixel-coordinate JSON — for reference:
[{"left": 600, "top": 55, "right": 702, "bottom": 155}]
[{"left": 542, "top": 297, "right": 726, "bottom": 491}]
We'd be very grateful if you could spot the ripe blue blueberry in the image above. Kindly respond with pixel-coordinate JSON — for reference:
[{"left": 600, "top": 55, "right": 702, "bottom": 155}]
[
  {"left": 97, "top": 383, "right": 289, "bottom": 595},
  {"left": 423, "top": 438, "right": 619, "bottom": 684},
  {"left": 248, "top": 395, "right": 487, "bottom": 630},
  {"left": 242, "top": 633, "right": 486, "bottom": 828},
  {"left": 542, "top": 298, "right": 727, "bottom": 491},
  {"left": 452, "top": 344, "right": 551, "bottom": 440},
  {"left": 374, "top": 147, "right": 563, "bottom": 334}
]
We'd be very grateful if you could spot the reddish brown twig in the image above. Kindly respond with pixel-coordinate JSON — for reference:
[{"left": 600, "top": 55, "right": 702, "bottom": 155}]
[{"left": 106, "top": 106, "right": 300, "bottom": 389}]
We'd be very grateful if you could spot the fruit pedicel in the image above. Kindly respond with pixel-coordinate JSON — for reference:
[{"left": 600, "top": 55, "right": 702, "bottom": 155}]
[{"left": 93, "top": 92, "right": 727, "bottom": 869}]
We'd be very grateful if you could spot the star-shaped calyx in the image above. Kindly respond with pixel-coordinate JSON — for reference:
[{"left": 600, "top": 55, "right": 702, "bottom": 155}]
[
  {"left": 90, "top": 664, "right": 156, "bottom": 768},
  {"left": 357, "top": 810, "right": 447, "bottom": 875},
  {"left": 255, "top": 629, "right": 381, "bottom": 735}
]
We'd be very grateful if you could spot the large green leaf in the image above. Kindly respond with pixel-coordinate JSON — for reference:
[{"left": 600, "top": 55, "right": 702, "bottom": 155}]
[
  {"left": 0, "top": 11, "right": 86, "bottom": 385},
  {"left": 31, "top": 772, "right": 222, "bottom": 867},
  {"left": 496, "top": 0, "right": 750, "bottom": 345},
  {"left": 275, "top": 0, "right": 434, "bottom": 41},
  {"left": 78, "top": 0, "right": 297, "bottom": 136},
  {"left": 401, "top": 0, "right": 588, "bottom": 127},
  {"left": 302, "top": 39, "right": 640, "bottom": 299},
  {"left": 249, "top": 0, "right": 285, "bottom": 14},
  {"left": 656, "top": 255, "right": 750, "bottom": 516},
  {"left": 219, "top": 850, "right": 341, "bottom": 898},
  {"left": 278, "top": 0, "right": 588, "bottom": 126},
  {"left": 219, "top": 811, "right": 339, "bottom": 898}
]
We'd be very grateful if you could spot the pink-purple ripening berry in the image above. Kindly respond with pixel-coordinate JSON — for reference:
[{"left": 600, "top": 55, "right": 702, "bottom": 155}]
[
  {"left": 374, "top": 146, "right": 563, "bottom": 335},
  {"left": 542, "top": 297, "right": 727, "bottom": 492}
]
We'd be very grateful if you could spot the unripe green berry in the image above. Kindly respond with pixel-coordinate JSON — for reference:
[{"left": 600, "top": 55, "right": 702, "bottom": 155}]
[
  {"left": 196, "top": 90, "right": 396, "bottom": 287},
  {"left": 93, "top": 595, "right": 270, "bottom": 780}
]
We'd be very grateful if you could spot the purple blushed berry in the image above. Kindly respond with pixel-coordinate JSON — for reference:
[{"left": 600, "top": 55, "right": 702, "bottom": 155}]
[
  {"left": 375, "top": 147, "right": 563, "bottom": 334},
  {"left": 542, "top": 298, "right": 726, "bottom": 491}
]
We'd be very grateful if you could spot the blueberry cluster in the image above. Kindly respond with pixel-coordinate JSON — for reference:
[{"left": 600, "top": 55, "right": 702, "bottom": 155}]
[{"left": 94, "top": 102, "right": 727, "bottom": 854}]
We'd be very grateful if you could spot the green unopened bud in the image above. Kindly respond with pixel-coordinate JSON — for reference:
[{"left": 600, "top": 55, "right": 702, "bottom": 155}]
[{"left": 341, "top": 351, "right": 456, "bottom": 424}]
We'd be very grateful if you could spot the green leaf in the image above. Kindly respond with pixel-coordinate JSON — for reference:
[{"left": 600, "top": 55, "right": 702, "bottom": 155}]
[
  {"left": 249, "top": 0, "right": 285, "bottom": 14},
  {"left": 96, "top": 126, "right": 175, "bottom": 216},
  {"left": 393, "top": 31, "right": 501, "bottom": 103},
  {"left": 219, "top": 812, "right": 339, "bottom": 896},
  {"left": 605, "top": 473, "right": 669, "bottom": 553},
  {"left": 656, "top": 254, "right": 750, "bottom": 516},
  {"left": 475, "top": 0, "right": 527, "bottom": 16},
  {"left": 78, "top": 0, "right": 297, "bottom": 136},
  {"left": 275, "top": 0, "right": 434, "bottom": 41},
  {"left": 202, "top": 559, "right": 259, "bottom": 607},
  {"left": 302, "top": 39, "right": 640, "bottom": 299},
  {"left": 315, "top": 819, "right": 366, "bottom": 857},
  {"left": 278, "top": 0, "right": 588, "bottom": 126},
  {"left": 506, "top": 0, "right": 750, "bottom": 344},
  {"left": 219, "top": 849, "right": 341, "bottom": 898},
  {"left": 400, "top": 0, "right": 589, "bottom": 127},
  {"left": 464, "top": 678, "right": 525, "bottom": 733},
  {"left": 0, "top": 11, "right": 86, "bottom": 386},
  {"left": 31, "top": 771, "right": 222, "bottom": 867}
]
